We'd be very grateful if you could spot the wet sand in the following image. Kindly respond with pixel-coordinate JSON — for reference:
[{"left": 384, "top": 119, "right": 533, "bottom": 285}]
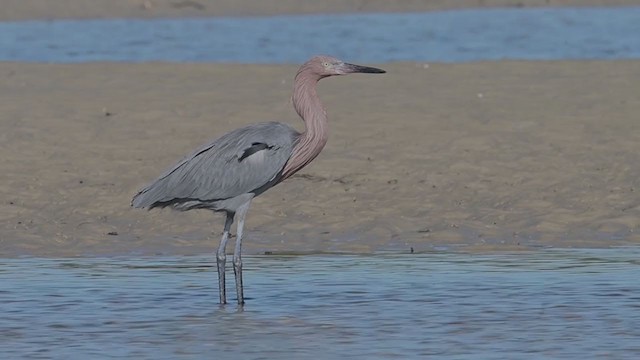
[
  {"left": 1, "top": 60, "right": 639, "bottom": 256},
  {"left": 2, "top": 0, "right": 640, "bottom": 20},
  {"left": 2, "top": 0, "right": 640, "bottom": 256}
]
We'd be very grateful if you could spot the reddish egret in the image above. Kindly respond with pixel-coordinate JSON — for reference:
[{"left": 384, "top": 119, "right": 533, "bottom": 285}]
[{"left": 132, "top": 55, "right": 385, "bottom": 304}]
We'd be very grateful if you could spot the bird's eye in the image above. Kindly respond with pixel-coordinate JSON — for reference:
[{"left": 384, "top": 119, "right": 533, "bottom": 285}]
[{"left": 323, "top": 62, "right": 330, "bottom": 67}]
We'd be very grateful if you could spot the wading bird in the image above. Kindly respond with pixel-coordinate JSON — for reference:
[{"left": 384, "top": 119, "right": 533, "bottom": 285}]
[{"left": 132, "top": 55, "right": 385, "bottom": 305}]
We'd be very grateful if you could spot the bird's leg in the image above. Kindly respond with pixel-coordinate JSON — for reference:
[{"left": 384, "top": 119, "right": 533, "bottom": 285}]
[
  {"left": 216, "top": 212, "right": 234, "bottom": 304},
  {"left": 233, "top": 199, "right": 252, "bottom": 305}
]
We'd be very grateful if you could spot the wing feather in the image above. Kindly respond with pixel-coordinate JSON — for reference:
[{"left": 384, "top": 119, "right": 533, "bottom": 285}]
[{"left": 132, "top": 122, "right": 299, "bottom": 208}]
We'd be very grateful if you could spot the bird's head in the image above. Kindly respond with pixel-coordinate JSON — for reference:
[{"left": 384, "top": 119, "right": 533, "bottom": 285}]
[{"left": 301, "top": 55, "right": 386, "bottom": 79}]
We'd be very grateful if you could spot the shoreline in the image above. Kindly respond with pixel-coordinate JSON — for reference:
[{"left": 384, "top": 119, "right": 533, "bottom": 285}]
[{"left": 1, "top": 0, "right": 639, "bottom": 21}]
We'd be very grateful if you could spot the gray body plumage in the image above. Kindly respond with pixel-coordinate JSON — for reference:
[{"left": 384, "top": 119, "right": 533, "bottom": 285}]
[{"left": 132, "top": 121, "right": 299, "bottom": 212}]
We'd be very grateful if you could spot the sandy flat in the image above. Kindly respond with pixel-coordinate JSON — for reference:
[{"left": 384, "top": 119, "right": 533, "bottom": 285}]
[
  {"left": 1, "top": 60, "right": 639, "bottom": 256},
  {"left": 1, "top": 0, "right": 640, "bottom": 20}
]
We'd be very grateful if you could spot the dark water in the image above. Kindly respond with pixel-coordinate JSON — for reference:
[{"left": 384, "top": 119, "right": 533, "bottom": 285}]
[
  {"left": 1, "top": 7, "right": 639, "bottom": 63},
  {"left": 2, "top": 249, "right": 639, "bottom": 359}
]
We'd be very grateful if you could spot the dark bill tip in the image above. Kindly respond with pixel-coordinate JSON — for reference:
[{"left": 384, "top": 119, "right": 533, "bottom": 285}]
[{"left": 345, "top": 63, "right": 386, "bottom": 74}]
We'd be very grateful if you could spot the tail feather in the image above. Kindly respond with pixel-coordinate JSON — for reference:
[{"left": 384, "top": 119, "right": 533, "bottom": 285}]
[
  {"left": 131, "top": 188, "right": 154, "bottom": 209},
  {"left": 131, "top": 181, "right": 166, "bottom": 209},
  {"left": 132, "top": 174, "right": 186, "bottom": 209}
]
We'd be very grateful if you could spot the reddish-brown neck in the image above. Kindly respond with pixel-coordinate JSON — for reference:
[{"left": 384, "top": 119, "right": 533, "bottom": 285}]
[{"left": 281, "top": 68, "right": 329, "bottom": 180}]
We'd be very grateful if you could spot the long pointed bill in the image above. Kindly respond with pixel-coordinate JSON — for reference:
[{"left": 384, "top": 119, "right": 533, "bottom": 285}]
[{"left": 343, "top": 63, "right": 386, "bottom": 74}]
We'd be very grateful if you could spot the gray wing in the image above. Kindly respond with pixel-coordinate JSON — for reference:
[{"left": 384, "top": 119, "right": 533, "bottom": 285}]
[{"left": 132, "top": 121, "right": 299, "bottom": 209}]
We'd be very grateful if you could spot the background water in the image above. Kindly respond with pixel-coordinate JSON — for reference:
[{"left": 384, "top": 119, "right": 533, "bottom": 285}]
[
  {"left": 2, "top": 249, "right": 639, "bottom": 359},
  {"left": 0, "top": 7, "right": 639, "bottom": 63}
]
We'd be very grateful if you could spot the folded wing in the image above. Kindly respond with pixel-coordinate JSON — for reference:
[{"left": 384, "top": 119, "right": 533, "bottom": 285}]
[{"left": 132, "top": 122, "right": 299, "bottom": 209}]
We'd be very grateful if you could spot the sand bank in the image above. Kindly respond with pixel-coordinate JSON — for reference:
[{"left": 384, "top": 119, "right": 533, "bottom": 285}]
[
  {"left": 1, "top": 0, "right": 640, "bottom": 21},
  {"left": 1, "top": 61, "right": 639, "bottom": 256}
]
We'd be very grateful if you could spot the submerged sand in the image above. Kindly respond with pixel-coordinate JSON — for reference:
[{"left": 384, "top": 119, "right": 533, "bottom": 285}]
[{"left": 1, "top": 61, "right": 639, "bottom": 256}]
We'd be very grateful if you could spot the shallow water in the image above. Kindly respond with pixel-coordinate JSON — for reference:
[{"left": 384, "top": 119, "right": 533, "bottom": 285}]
[
  {"left": 2, "top": 248, "right": 639, "bottom": 359},
  {"left": 0, "top": 7, "right": 639, "bottom": 63}
]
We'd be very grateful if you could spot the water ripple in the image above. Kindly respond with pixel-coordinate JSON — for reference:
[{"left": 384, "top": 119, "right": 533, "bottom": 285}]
[{"left": 1, "top": 248, "right": 639, "bottom": 358}]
